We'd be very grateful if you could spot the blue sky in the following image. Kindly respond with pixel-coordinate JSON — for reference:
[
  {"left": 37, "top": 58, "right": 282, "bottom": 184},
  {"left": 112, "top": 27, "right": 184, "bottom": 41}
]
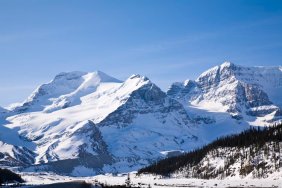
[{"left": 0, "top": 0, "right": 282, "bottom": 106}]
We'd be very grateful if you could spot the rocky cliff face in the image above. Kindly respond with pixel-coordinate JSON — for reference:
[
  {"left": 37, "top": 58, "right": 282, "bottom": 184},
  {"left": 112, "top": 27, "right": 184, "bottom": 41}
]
[
  {"left": 0, "top": 141, "right": 35, "bottom": 167},
  {"left": 0, "top": 62, "right": 281, "bottom": 175},
  {"left": 168, "top": 62, "right": 282, "bottom": 123},
  {"left": 0, "top": 71, "right": 197, "bottom": 175},
  {"left": 95, "top": 75, "right": 197, "bottom": 173}
]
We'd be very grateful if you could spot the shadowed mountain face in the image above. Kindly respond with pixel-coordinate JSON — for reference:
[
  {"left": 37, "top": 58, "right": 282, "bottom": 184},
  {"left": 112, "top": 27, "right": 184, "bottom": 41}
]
[
  {"left": 0, "top": 63, "right": 281, "bottom": 175},
  {"left": 0, "top": 107, "right": 7, "bottom": 113}
]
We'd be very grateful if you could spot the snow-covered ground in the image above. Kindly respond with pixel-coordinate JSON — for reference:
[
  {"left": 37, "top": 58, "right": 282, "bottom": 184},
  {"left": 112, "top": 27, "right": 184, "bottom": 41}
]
[{"left": 20, "top": 172, "right": 282, "bottom": 187}]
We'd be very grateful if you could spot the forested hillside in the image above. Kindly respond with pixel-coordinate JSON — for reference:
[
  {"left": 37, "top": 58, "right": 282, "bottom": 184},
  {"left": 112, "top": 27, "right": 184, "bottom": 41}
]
[
  {"left": 0, "top": 168, "right": 24, "bottom": 185},
  {"left": 138, "top": 124, "right": 282, "bottom": 179}
]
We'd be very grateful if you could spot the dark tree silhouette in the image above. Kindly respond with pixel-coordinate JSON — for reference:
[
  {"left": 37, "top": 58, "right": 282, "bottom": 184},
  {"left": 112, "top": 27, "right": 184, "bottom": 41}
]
[
  {"left": 0, "top": 168, "right": 24, "bottom": 185},
  {"left": 138, "top": 124, "right": 282, "bottom": 177}
]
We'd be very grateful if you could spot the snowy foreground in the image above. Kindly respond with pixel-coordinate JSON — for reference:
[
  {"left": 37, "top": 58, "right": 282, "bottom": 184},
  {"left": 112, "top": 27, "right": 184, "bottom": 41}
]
[{"left": 20, "top": 172, "right": 282, "bottom": 187}]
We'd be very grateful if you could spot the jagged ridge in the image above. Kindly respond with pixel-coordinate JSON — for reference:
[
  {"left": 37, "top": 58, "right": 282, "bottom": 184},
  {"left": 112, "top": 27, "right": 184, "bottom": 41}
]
[
  {"left": 0, "top": 62, "right": 281, "bottom": 176},
  {"left": 168, "top": 62, "right": 282, "bottom": 124}
]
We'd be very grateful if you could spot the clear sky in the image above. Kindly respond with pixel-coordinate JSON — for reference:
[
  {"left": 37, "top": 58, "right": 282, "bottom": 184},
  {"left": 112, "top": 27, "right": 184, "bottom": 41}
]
[{"left": 0, "top": 0, "right": 282, "bottom": 106}]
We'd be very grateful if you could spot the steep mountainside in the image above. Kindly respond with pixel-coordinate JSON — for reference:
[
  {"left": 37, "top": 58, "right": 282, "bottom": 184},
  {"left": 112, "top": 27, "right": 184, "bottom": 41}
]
[
  {"left": 0, "top": 63, "right": 281, "bottom": 176},
  {"left": 10, "top": 71, "right": 122, "bottom": 113},
  {"left": 0, "top": 107, "right": 7, "bottom": 114},
  {"left": 0, "top": 72, "right": 198, "bottom": 175},
  {"left": 168, "top": 62, "right": 282, "bottom": 125},
  {"left": 0, "top": 141, "right": 35, "bottom": 167}
]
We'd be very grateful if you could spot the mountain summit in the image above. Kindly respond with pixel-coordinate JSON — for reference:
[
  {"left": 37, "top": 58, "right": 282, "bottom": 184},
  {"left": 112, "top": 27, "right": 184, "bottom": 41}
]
[
  {"left": 1, "top": 71, "right": 196, "bottom": 175},
  {"left": 0, "top": 63, "right": 281, "bottom": 176},
  {"left": 168, "top": 62, "right": 282, "bottom": 125},
  {"left": 11, "top": 71, "right": 122, "bottom": 113}
]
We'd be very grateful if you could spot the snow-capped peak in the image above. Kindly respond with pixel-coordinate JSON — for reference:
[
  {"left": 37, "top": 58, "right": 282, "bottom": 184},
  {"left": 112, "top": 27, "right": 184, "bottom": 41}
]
[
  {"left": 196, "top": 61, "right": 238, "bottom": 83},
  {"left": 169, "top": 62, "right": 282, "bottom": 124},
  {"left": 119, "top": 74, "right": 152, "bottom": 93},
  {"left": 73, "top": 71, "right": 121, "bottom": 92},
  {"left": 112, "top": 74, "right": 154, "bottom": 101},
  {"left": 88, "top": 71, "right": 122, "bottom": 83},
  {"left": 11, "top": 71, "right": 122, "bottom": 113},
  {"left": 51, "top": 70, "right": 121, "bottom": 89},
  {"left": 1, "top": 64, "right": 282, "bottom": 176}
]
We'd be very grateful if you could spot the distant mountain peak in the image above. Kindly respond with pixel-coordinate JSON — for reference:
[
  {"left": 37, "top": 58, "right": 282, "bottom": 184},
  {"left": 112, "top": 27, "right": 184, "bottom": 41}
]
[
  {"left": 54, "top": 70, "right": 121, "bottom": 83},
  {"left": 124, "top": 74, "right": 151, "bottom": 89},
  {"left": 11, "top": 70, "right": 122, "bottom": 113},
  {"left": 169, "top": 62, "right": 282, "bottom": 123},
  {"left": 197, "top": 61, "right": 237, "bottom": 81},
  {"left": 90, "top": 71, "right": 122, "bottom": 83}
]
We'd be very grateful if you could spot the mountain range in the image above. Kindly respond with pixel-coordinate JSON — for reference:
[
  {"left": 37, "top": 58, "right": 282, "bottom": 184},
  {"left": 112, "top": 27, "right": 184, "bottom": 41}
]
[{"left": 0, "top": 62, "right": 281, "bottom": 176}]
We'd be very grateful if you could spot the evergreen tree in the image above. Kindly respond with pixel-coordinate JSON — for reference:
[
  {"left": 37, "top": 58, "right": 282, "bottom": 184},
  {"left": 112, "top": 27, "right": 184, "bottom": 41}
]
[{"left": 138, "top": 123, "right": 282, "bottom": 178}]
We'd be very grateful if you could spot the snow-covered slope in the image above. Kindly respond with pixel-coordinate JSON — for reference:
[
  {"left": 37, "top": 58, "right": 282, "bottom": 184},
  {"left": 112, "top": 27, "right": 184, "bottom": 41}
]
[
  {"left": 96, "top": 75, "right": 198, "bottom": 173},
  {"left": 168, "top": 62, "right": 282, "bottom": 126},
  {"left": 0, "top": 63, "right": 281, "bottom": 176},
  {"left": 1, "top": 71, "right": 198, "bottom": 175},
  {"left": 0, "top": 141, "right": 35, "bottom": 167},
  {"left": 10, "top": 71, "right": 121, "bottom": 113}
]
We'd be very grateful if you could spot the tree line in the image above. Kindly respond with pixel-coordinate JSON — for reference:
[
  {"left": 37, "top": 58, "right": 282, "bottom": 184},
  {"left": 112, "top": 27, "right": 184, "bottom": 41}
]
[
  {"left": 0, "top": 168, "right": 24, "bottom": 185},
  {"left": 138, "top": 123, "right": 282, "bottom": 177}
]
